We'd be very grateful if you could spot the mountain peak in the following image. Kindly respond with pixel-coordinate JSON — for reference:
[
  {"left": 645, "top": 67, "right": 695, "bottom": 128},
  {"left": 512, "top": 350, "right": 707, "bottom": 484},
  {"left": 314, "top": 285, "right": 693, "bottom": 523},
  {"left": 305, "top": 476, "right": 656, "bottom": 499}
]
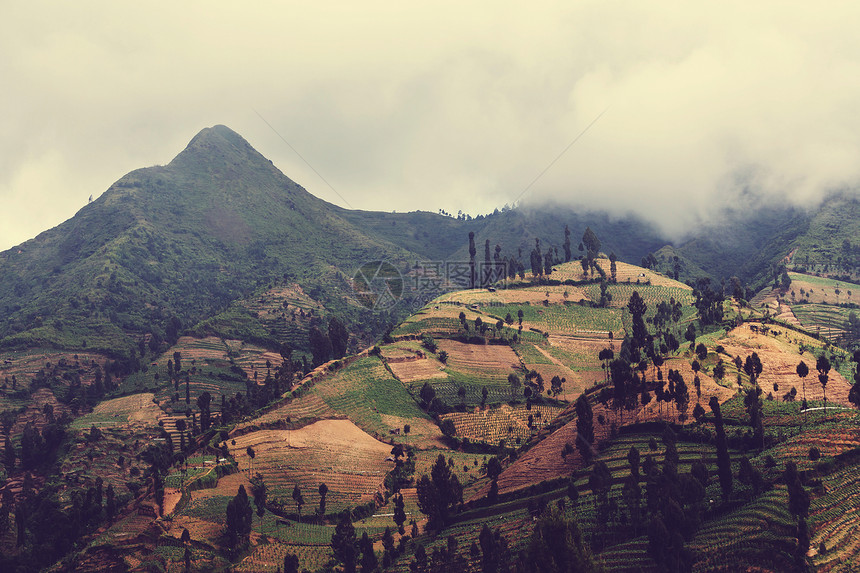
[{"left": 169, "top": 124, "right": 265, "bottom": 170}]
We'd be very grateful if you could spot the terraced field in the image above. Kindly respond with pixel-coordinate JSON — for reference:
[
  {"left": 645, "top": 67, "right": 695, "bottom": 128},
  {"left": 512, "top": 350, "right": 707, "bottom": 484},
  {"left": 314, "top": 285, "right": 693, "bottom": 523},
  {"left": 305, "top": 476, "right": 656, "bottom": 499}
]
[
  {"left": 791, "top": 304, "right": 851, "bottom": 342},
  {"left": 809, "top": 462, "right": 860, "bottom": 571},
  {"left": 690, "top": 486, "right": 796, "bottom": 572},
  {"left": 438, "top": 403, "right": 564, "bottom": 446},
  {"left": 485, "top": 303, "right": 624, "bottom": 338},
  {"left": 70, "top": 392, "right": 162, "bottom": 429},
  {"left": 228, "top": 420, "right": 394, "bottom": 514}
]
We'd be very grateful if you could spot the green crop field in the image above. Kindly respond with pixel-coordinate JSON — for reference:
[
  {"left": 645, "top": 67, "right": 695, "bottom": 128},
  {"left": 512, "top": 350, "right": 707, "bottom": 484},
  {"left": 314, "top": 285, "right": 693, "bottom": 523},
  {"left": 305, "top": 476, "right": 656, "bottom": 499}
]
[
  {"left": 486, "top": 303, "right": 623, "bottom": 337},
  {"left": 308, "top": 355, "right": 437, "bottom": 443},
  {"left": 690, "top": 486, "right": 796, "bottom": 572}
]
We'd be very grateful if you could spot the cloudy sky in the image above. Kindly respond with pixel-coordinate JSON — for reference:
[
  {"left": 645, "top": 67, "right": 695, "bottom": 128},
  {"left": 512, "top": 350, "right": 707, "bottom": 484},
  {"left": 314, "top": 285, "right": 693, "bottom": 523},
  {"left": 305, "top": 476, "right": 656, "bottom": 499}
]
[{"left": 3, "top": 2, "right": 860, "bottom": 250}]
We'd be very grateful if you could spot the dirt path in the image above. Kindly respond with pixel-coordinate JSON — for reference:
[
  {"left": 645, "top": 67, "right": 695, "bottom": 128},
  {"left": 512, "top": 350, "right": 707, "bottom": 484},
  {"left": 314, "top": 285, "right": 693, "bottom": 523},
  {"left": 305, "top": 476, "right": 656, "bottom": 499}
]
[{"left": 534, "top": 345, "right": 566, "bottom": 368}]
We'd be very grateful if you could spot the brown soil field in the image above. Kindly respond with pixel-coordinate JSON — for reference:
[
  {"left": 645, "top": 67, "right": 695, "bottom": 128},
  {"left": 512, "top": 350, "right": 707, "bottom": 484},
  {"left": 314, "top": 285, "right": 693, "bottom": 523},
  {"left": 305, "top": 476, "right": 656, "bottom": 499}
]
[
  {"left": 480, "top": 355, "right": 737, "bottom": 499},
  {"left": 0, "top": 350, "right": 107, "bottom": 387},
  {"left": 5, "top": 388, "right": 70, "bottom": 436},
  {"left": 436, "top": 340, "right": 521, "bottom": 375},
  {"left": 718, "top": 324, "right": 853, "bottom": 406},
  {"left": 387, "top": 356, "right": 447, "bottom": 383},
  {"left": 440, "top": 285, "right": 592, "bottom": 306},
  {"left": 236, "top": 394, "right": 336, "bottom": 430},
  {"left": 786, "top": 273, "right": 857, "bottom": 305},
  {"left": 505, "top": 260, "right": 688, "bottom": 290},
  {"left": 228, "top": 420, "right": 394, "bottom": 512},
  {"left": 78, "top": 392, "right": 163, "bottom": 428},
  {"left": 439, "top": 403, "right": 564, "bottom": 445}
]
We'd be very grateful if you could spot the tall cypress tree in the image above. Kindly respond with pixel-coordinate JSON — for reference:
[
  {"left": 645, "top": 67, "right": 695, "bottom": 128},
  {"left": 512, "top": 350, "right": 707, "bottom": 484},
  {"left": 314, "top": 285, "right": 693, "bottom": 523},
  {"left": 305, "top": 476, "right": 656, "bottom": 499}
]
[
  {"left": 709, "top": 396, "right": 732, "bottom": 501},
  {"left": 575, "top": 395, "right": 595, "bottom": 462}
]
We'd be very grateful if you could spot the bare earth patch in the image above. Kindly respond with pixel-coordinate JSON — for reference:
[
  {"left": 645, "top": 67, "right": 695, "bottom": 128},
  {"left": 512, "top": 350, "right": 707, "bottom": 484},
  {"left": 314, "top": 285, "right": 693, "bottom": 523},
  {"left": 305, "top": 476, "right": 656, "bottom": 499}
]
[{"left": 436, "top": 340, "right": 521, "bottom": 374}]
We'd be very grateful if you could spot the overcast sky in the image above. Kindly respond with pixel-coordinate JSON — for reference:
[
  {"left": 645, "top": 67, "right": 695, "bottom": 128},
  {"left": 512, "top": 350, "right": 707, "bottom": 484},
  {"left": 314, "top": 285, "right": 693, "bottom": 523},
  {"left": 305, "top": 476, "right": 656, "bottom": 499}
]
[{"left": 3, "top": 2, "right": 860, "bottom": 250}]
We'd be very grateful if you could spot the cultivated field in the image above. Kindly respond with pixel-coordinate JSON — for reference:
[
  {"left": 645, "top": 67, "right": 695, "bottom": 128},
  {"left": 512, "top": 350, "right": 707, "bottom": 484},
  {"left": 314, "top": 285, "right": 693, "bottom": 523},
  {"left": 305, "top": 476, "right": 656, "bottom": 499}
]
[
  {"left": 228, "top": 420, "right": 394, "bottom": 514},
  {"left": 70, "top": 392, "right": 162, "bottom": 429},
  {"left": 438, "top": 403, "right": 564, "bottom": 446}
]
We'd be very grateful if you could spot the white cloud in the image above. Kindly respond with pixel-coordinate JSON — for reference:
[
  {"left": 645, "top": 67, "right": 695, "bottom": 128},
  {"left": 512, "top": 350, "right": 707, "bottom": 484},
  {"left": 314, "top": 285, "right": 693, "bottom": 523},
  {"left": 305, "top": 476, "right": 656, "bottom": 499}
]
[{"left": 3, "top": 1, "right": 860, "bottom": 248}]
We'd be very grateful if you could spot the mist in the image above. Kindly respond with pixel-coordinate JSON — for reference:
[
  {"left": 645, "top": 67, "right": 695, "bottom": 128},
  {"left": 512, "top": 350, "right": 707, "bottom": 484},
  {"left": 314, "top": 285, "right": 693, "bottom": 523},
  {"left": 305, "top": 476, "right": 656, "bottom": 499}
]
[{"left": 3, "top": 1, "right": 860, "bottom": 249}]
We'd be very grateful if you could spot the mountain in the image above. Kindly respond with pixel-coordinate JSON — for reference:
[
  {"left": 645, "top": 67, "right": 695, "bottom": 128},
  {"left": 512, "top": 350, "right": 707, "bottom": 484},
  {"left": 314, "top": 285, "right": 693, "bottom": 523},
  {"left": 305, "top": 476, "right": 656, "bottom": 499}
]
[
  {"left": 0, "top": 126, "right": 436, "bottom": 356},
  {"left": 0, "top": 124, "right": 854, "bottom": 361},
  {"left": 0, "top": 126, "right": 676, "bottom": 360}
]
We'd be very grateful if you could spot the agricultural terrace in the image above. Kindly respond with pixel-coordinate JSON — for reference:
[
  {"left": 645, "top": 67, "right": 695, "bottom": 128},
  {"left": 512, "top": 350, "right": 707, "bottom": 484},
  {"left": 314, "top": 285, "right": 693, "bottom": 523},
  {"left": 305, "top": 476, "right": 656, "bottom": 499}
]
[
  {"left": 303, "top": 355, "right": 441, "bottom": 446},
  {"left": 517, "top": 336, "right": 613, "bottom": 397},
  {"left": 506, "top": 259, "right": 684, "bottom": 288},
  {"left": 69, "top": 392, "right": 162, "bottom": 430},
  {"left": 485, "top": 302, "right": 623, "bottom": 338},
  {"left": 228, "top": 420, "right": 394, "bottom": 515},
  {"left": 382, "top": 340, "right": 447, "bottom": 383},
  {"left": 717, "top": 324, "right": 853, "bottom": 406},
  {"left": 438, "top": 403, "right": 565, "bottom": 447},
  {"left": 57, "top": 425, "right": 159, "bottom": 499},
  {"left": 1, "top": 388, "right": 71, "bottom": 441},
  {"left": 747, "top": 414, "right": 860, "bottom": 473},
  {"left": 0, "top": 349, "right": 107, "bottom": 390},
  {"left": 583, "top": 282, "right": 694, "bottom": 312},
  {"left": 790, "top": 304, "right": 852, "bottom": 342},
  {"left": 434, "top": 284, "right": 592, "bottom": 306},
  {"left": 485, "top": 362, "right": 737, "bottom": 500},
  {"left": 809, "top": 460, "right": 860, "bottom": 571},
  {"left": 151, "top": 336, "right": 283, "bottom": 382},
  {"left": 787, "top": 272, "right": 858, "bottom": 305},
  {"left": 391, "top": 302, "right": 485, "bottom": 337},
  {"left": 436, "top": 340, "right": 520, "bottom": 381},
  {"left": 689, "top": 486, "right": 796, "bottom": 572},
  {"left": 412, "top": 449, "right": 492, "bottom": 492},
  {"left": 387, "top": 505, "right": 535, "bottom": 573},
  {"left": 565, "top": 433, "right": 746, "bottom": 547}
]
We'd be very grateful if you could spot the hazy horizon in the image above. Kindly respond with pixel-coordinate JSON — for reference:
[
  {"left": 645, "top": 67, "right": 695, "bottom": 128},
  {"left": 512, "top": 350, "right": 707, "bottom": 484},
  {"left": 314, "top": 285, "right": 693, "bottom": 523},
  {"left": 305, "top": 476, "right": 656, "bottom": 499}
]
[{"left": 3, "top": 2, "right": 860, "bottom": 250}]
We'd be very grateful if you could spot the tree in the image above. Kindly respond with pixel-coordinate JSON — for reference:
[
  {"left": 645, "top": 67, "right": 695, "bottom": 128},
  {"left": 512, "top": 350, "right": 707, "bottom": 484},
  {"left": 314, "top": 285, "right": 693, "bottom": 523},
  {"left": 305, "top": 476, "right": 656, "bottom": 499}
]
[
  {"left": 563, "top": 225, "right": 572, "bottom": 262},
  {"left": 816, "top": 355, "right": 831, "bottom": 414},
  {"left": 331, "top": 510, "right": 358, "bottom": 573},
  {"left": 582, "top": 227, "right": 601, "bottom": 276},
  {"left": 292, "top": 484, "right": 305, "bottom": 521},
  {"left": 359, "top": 531, "right": 378, "bottom": 573},
  {"left": 105, "top": 483, "right": 117, "bottom": 519},
  {"left": 174, "top": 351, "right": 182, "bottom": 373},
  {"left": 319, "top": 482, "right": 329, "bottom": 516},
  {"left": 225, "top": 485, "right": 253, "bottom": 550},
  {"left": 575, "top": 395, "right": 595, "bottom": 462},
  {"left": 797, "top": 360, "right": 810, "bottom": 412},
  {"left": 709, "top": 396, "right": 732, "bottom": 501},
  {"left": 469, "top": 231, "right": 477, "bottom": 288},
  {"left": 627, "top": 292, "right": 648, "bottom": 351},
  {"left": 508, "top": 373, "right": 521, "bottom": 401},
  {"left": 196, "top": 391, "right": 212, "bottom": 432},
  {"left": 521, "top": 504, "right": 600, "bottom": 572},
  {"left": 309, "top": 326, "right": 332, "bottom": 367},
  {"left": 394, "top": 493, "right": 406, "bottom": 535},
  {"left": 284, "top": 552, "right": 300, "bottom": 573},
  {"left": 416, "top": 454, "right": 462, "bottom": 530},
  {"left": 328, "top": 316, "right": 350, "bottom": 359},
  {"left": 251, "top": 473, "right": 267, "bottom": 528},
  {"left": 246, "top": 446, "right": 255, "bottom": 475},
  {"left": 393, "top": 492, "right": 407, "bottom": 534},
  {"left": 479, "top": 524, "right": 511, "bottom": 573},
  {"left": 3, "top": 435, "right": 14, "bottom": 472}
]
